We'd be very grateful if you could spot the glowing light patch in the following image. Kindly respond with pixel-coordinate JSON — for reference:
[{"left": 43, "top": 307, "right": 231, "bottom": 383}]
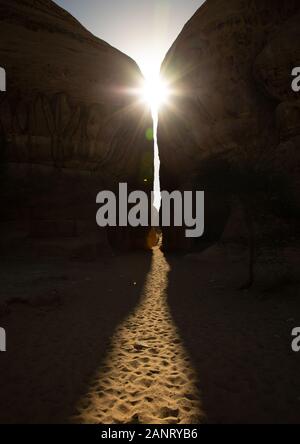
[
  {"left": 140, "top": 74, "right": 170, "bottom": 112},
  {"left": 145, "top": 127, "right": 154, "bottom": 141}
]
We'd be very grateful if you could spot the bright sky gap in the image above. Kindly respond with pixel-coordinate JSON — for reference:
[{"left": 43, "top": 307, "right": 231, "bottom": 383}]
[
  {"left": 54, "top": 0, "right": 206, "bottom": 211},
  {"left": 152, "top": 104, "right": 161, "bottom": 212},
  {"left": 140, "top": 72, "right": 171, "bottom": 211}
]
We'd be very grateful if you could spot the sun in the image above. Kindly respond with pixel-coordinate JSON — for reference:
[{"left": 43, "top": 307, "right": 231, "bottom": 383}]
[
  {"left": 130, "top": 56, "right": 171, "bottom": 114},
  {"left": 132, "top": 59, "right": 171, "bottom": 212},
  {"left": 140, "top": 74, "right": 170, "bottom": 113}
]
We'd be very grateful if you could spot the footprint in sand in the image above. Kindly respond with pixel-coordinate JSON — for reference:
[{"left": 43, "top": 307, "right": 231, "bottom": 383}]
[{"left": 75, "top": 248, "right": 204, "bottom": 424}]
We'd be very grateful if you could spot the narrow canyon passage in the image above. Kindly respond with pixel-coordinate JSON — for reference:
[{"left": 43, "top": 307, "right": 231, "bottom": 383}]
[
  {"left": 152, "top": 107, "right": 162, "bottom": 212},
  {"left": 75, "top": 247, "right": 204, "bottom": 424}
]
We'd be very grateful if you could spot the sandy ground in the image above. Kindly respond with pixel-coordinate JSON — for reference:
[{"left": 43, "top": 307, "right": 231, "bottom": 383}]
[
  {"left": 76, "top": 249, "right": 203, "bottom": 424},
  {"left": 0, "top": 244, "right": 300, "bottom": 424}
]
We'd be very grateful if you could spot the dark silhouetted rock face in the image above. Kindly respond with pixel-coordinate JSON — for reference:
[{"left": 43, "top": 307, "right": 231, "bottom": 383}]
[
  {"left": 0, "top": 0, "right": 153, "bottom": 256},
  {"left": 159, "top": 0, "right": 300, "bottom": 252}
]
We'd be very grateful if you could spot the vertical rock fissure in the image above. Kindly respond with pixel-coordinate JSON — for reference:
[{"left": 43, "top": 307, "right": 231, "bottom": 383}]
[{"left": 152, "top": 105, "right": 161, "bottom": 212}]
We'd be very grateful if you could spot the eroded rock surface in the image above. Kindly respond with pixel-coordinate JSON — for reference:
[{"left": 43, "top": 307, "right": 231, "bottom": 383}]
[
  {"left": 159, "top": 0, "right": 300, "bottom": 254},
  {"left": 0, "top": 0, "right": 153, "bottom": 255}
]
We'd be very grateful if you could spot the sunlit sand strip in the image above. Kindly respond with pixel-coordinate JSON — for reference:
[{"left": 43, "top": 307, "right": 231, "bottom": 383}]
[{"left": 75, "top": 248, "right": 204, "bottom": 424}]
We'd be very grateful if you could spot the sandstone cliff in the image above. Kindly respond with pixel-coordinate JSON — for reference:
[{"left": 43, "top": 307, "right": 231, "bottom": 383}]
[
  {"left": 0, "top": 0, "right": 153, "bottom": 254},
  {"left": 159, "top": 0, "right": 300, "bottom": 254}
]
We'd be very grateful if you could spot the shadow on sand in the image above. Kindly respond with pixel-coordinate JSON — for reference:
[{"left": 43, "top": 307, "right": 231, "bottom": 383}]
[
  {"left": 1, "top": 246, "right": 300, "bottom": 424},
  {"left": 0, "top": 251, "right": 152, "bottom": 424},
  {"left": 165, "top": 246, "right": 300, "bottom": 424}
]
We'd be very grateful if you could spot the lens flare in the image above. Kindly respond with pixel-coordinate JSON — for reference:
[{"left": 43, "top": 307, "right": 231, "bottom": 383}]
[
  {"left": 141, "top": 74, "right": 170, "bottom": 113},
  {"left": 130, "top": 63, "right": 171, "bottom": 212}
]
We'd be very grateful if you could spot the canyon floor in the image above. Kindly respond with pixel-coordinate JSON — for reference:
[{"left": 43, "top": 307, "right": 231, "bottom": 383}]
[{"left": 0, "top": 244, "right": 299, "bottom": 424}]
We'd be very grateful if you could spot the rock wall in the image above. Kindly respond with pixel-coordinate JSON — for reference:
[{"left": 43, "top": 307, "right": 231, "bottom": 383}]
[
  {"left": 0, "top": 0, "right": 153, "bottom": 256},
  {"left": 159, "top": 0, "right": 300, "bottom": 252}
]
